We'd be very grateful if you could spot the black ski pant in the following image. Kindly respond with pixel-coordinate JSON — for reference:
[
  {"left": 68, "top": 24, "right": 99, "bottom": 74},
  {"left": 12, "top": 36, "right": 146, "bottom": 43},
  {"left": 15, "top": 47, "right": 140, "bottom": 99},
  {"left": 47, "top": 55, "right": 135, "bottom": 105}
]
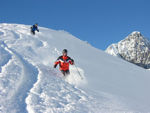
[
  {"left": 31, "top": 30, "right": 35, "bottom": 35},
  {"left": 61, "top": 70, "right": 70, "bottom": 76}
]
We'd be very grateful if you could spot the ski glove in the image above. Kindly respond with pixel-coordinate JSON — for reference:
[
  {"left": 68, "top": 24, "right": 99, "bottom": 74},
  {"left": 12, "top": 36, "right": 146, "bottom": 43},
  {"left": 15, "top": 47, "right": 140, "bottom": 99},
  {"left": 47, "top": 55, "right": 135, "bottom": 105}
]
[
  {"left": 71, "top": 59, "right": 74, "bottom": 64},
  {"left": 54, "top": 64, "right": 57, "bottom": 68}
]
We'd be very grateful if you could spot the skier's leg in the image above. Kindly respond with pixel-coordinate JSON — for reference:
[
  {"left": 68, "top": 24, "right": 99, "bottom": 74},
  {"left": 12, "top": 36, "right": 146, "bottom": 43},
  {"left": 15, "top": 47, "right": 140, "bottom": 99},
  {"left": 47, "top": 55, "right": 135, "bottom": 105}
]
[
  {"left": 33, "top": 31, "right": 35, "bottom": 35},
  {"left": 65, "top": 70, "right": 70, "bottom": 75},
  {"left": 66, "top": 70, "right": 70, "bottom": 75},
  {"left": 31, "top": 30, "right": 35, "bottom": 35},
  {"left": 61, "top": 70, "right": 65, "bottom": 76}
]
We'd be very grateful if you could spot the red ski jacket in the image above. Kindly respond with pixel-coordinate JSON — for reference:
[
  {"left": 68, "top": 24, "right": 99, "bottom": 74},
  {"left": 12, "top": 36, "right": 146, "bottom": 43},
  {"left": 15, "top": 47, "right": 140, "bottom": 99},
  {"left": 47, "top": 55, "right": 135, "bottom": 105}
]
[{"left": 54, "top": 56, "right": 74, "bottom": 71}]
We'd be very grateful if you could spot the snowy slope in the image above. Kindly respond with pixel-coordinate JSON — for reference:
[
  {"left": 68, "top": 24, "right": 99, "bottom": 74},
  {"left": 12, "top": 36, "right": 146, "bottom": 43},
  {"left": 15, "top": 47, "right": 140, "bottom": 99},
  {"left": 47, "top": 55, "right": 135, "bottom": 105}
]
[
  {"left": 106, "top": 31, "right": 150, "bottom": 69},
  {"left": 0, "top": 23, "right": 150, "bottom": 113}
]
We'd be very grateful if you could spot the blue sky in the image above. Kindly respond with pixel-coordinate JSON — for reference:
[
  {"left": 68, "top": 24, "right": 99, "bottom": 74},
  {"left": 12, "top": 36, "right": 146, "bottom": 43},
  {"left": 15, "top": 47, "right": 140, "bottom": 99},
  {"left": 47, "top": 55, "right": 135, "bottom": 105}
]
[{"left": 0, "top": 0, "right": 150, "bottom": 50}]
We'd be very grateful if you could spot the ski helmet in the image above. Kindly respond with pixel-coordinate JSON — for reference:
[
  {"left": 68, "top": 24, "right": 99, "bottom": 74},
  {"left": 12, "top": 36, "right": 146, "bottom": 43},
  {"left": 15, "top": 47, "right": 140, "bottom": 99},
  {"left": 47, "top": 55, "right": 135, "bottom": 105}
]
[{"left": 62, "top": 49, "right": 68, "bottom": 54}]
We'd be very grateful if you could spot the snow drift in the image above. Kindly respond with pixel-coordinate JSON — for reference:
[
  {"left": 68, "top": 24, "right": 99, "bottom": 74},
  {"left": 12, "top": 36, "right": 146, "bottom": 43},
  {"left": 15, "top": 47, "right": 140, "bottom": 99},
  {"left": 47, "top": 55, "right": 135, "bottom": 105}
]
[{"left": 0, "top": 23, "right": 150, "bottom": 113}]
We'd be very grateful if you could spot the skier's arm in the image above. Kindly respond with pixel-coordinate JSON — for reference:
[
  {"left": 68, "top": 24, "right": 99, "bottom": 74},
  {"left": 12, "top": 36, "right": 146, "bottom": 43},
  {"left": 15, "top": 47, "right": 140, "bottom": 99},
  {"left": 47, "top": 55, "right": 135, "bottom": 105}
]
[
  {"left": 54, "top": 61, "right": 59, "bottom": 68},
  {"left": 37, "top": 28, "right": 39, "bottom": 32},
  {"left": 69, "top": 58, "right": 74, "bottom": 65},
  {"left": 36, "top": 27, "right": 39, "bottom": 32},
  {"left": 54, "top": 64, "right": 57, "bottom": 68},
  {"left": 54, "top": 57, "right": 60, "bottom": 68}
]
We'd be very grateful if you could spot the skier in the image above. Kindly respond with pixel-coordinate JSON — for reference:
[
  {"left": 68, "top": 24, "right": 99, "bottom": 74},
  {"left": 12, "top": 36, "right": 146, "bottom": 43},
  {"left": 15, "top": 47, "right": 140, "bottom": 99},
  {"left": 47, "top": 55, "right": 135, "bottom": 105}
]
[
  {"left": 31, "top": 23, "right": 39, "bottom": 35},
  {"left": 54, "top": 49, "right": 74, "bottom": 76}
]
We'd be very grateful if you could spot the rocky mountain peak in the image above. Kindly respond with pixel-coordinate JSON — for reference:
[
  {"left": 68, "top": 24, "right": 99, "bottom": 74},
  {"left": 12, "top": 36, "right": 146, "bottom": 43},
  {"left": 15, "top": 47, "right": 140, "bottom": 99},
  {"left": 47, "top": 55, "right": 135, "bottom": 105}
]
[{"left": 106, "top": 31, "right": 150, "bottom": 69}]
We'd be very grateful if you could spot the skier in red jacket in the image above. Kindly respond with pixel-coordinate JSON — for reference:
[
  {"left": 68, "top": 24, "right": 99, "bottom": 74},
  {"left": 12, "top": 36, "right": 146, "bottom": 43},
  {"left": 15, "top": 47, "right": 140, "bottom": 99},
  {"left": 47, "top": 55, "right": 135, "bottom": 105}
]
[{"left": 54, "top": 49, "right": 74, "bottom": 76}]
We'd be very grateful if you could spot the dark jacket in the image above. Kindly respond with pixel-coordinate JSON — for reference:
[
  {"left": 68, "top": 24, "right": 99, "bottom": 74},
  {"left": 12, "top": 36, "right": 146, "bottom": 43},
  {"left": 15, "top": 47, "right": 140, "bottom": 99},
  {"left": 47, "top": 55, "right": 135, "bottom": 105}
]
[{"left": 31, "top": 25, "right": 39, "bottom": 32}]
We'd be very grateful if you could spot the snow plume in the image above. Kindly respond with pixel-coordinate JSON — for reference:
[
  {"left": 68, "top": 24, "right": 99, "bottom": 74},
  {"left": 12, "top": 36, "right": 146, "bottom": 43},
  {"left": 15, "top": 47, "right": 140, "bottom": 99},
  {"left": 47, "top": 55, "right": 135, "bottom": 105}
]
[
  {"left": 65, "top": 65, "right": 87, "bottom": 86},
  {"left": 0, "top": 24, "right": 150, "bottom": 113}
]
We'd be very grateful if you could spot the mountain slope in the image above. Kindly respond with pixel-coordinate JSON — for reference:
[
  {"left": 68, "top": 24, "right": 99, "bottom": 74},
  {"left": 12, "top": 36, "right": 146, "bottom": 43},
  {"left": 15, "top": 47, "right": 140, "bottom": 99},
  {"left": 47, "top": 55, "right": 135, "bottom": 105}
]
[
  {"left": 0, "top": 24, "right": 150, "bottom": 113},
  {"left": 106, "top": 31, "right": 150, "bottom": 69}
]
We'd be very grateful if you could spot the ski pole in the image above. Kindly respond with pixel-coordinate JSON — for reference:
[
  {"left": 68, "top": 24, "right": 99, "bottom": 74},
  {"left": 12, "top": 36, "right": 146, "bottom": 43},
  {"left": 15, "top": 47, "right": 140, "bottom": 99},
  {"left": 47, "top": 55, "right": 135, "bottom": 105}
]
[{"left": 74, "top": 64, "right": 83, "bottom": 80}]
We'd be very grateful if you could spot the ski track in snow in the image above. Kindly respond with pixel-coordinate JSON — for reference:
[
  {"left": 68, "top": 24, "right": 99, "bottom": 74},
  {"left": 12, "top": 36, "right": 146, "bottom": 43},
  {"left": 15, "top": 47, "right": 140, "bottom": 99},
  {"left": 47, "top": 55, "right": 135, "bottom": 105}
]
[
  {"left": 0, "top": 26, "right": 39, "bottom": 113},
  {"left": 0, "top": 41, "right": 12, "bottom": 73},
  {"left": 0, "top": 40, "right": 38, "bottom": 113}
]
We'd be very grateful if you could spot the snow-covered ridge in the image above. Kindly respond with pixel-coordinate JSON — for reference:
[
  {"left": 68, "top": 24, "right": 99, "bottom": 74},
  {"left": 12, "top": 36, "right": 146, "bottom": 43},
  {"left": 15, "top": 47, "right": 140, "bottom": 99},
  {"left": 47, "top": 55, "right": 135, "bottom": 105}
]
[
  {"left": 106, "top": 31, "right": 150, "bottom": 69},
  {"left": 0, "top": 24, "right": 150, "bottom": 113}
]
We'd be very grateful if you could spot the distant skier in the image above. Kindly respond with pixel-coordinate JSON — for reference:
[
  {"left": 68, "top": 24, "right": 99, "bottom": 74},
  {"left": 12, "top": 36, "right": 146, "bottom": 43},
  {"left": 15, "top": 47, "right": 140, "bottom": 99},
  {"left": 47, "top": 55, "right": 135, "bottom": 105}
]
[
  {"left": 54, "top": 49, "right": 74, "bottom": 76},
  {"left": 31, "top": 23, "right": 39, "bottom": 35}
]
